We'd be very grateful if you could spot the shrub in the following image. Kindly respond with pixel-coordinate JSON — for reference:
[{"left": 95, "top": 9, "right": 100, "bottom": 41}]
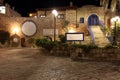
[
  {"left": 73, "top": 44, "right": 98, "bottom": 53},
  {"left": 59, "top": 34, "right": 66, "bottom": 43},
  {"left": 0, "top": 31, "right": 10, "bottom": 44},
  {"left": 35, "top": 38, "right": 58, "bottom": 51},
  {"left": 44, "top": 36, "right": 52, "bottom": 41}
]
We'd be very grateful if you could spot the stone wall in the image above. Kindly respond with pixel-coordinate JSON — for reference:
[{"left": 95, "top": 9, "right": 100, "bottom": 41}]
[
  {"left": 66, "top": 9, "right": 76, "bottom": 24},
  {"left": 71, "top": 48, "right": 120, "bottom": 61},
  {"left": 0, "top": 14, "right": 53, "bottom": 35},
  {"left": 0, "top": 14, "right": 55, "bottom": 47},
  {"left": 5, "top": 3, "right": 21, "bottom": 17},
  {"left": 77, "top": 5, "right": 105, "bottom": 27},
  {"left": 0, "top": 5, "right": 116, "bottom": 47}
]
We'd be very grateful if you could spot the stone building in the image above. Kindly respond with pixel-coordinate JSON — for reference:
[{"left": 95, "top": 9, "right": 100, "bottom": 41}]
[
  {"left": 33, "top": 1, "right": 117, "bottom": 47},
  {"left": 0, "top": 0, "right": 120, "bottom": 47},
  {"left": 4, "top": 3, "right": 21, "bottom": 17},
  {"left": 0, "top": 0, "right": 3, "bottom": 5},
  {"left": 0, "top": 0, "right": 21, "bottom": 16}
]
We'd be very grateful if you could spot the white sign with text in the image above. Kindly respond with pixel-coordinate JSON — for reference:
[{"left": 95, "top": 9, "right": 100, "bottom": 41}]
[
  {"left": 43, "top": 29, "right": 58, "bottom": 36},
  {"left": 66, "top": 33, "right": 84, "bottom": 41}
]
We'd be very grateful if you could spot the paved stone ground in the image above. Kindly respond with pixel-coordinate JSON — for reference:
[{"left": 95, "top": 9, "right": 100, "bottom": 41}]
[{"left": 0, "top": 48, "right": 120, "bottom": 80}]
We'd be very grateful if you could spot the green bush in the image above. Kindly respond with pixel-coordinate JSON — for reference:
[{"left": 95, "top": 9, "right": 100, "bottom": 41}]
[
  {"left": 59, "top": 34, "right": 66, "bottom": 43},
  {"left": 0, "top": 31, "right": 10, "bottom": 44},
  {"left": 35, "top": 38, "right": 58, "bottom": 51},
  {"left": 73, "top": 44, "right": 98, "bottom": 53}
]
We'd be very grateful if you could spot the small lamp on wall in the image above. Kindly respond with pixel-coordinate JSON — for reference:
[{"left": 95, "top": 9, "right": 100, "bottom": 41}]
[{"left": 13, "top": 27, "right": 19, "bottom": 34}]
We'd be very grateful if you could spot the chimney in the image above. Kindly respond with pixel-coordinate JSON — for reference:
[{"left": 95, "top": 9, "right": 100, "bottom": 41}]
[
  {"left": 12, "top": 7, "right": 15, "bottom": 10},
  {"left": 70, "top": 1, "right": 73, "bottom": 7}
]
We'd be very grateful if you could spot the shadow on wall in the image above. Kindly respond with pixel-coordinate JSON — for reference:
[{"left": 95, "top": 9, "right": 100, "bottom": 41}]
[{"left": 0, "top": 30, "right": 10, "bottom": 47}]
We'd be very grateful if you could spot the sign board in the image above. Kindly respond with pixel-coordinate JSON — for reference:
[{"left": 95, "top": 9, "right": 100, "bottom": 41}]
[
  {"left": 66, "top": 33, "right": 84, "bottom": 41},
  {"left": 43, "top": 29, "right": 58, "bottom": 36}
]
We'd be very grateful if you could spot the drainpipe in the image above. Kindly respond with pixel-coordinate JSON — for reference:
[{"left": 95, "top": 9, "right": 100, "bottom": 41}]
[{"left": 76, "top": 6, "right": 79, "bottom": 28}]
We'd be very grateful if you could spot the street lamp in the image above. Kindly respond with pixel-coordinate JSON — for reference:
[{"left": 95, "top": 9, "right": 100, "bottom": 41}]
[
  {"left": 111, "top": 16, "right": 120, "bottom": 45},
  {"left": 52, "top": 9, "right": 58, "bottom": 42}
]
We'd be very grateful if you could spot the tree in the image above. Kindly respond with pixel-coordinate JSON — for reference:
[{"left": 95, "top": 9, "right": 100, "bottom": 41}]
[{"left": 62, "top": 20, "right": 69, "bottom": 33}]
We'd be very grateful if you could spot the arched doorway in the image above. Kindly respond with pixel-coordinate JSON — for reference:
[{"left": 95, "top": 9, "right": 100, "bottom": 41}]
[
  {"left": 11, "top": 34, "right": 20, "bottom": 47},
  {"left": 88, "top": 14, "right": 99, "bottom": 26},
  {"left": 87, "top": 14, "right": 99, "bottom": 43}
]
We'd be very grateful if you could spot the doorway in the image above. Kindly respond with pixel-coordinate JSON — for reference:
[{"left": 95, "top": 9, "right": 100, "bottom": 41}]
[
  {"left": 88, "top": 14, "right": 99, "bottom": 26},
  {"left": 87, "top": 14, "right": 99, "bottom": 43}
]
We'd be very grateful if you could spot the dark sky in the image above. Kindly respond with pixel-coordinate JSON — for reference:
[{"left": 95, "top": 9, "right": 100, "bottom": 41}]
[{"left": 4, "top": 0, "right": 100, "bottom": 16}]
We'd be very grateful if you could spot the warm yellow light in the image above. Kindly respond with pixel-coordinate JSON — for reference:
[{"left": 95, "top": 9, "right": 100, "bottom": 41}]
[
  {"left": 29, "top": 13, "right": 33, "bottom": 17},
  {"left": 10, "top": 23, "right": 21, "bottom": 36},
  {"left": 111, "top": 25, "right": 114, "bottom": 29},
  {"left": 13, "top": 27, "right": 19, "bottom": 34},
  {"left": 68, "top": 28, "right": 75, "bottom": 33}
]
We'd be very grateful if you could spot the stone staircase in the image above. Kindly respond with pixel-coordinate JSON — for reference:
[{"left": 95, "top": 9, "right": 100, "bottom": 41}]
[
  {"left": 91, "top": 26, "right": 110, "bottom": 47},
  {"left": 81, "top": 36, "right": 91, "bottom": 45}
]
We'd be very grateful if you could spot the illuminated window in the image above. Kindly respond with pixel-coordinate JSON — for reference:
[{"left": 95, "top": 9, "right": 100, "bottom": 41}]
[
  {"left": 0, "top": 6, "right": 6, "bottom": 14},
  {"left": 40, "top": 14, "right": 46, "bottom": 17},
  {"left": 57, "top": 14, "right": 64, "bottom": 19}
]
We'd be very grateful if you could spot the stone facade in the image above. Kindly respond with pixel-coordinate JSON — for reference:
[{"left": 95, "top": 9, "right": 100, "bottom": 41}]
[
  {"left": 0, "top": 14, "right": 55, "bottom": 47},
  {"left": 0, "top": 4, "right": 117, "bottom": 47},
  {"left": 5, "top": 3, "right": 21, "bottom": 17},
  {"left": 0, "top": 0, "right": 3, "bottom": 5}
]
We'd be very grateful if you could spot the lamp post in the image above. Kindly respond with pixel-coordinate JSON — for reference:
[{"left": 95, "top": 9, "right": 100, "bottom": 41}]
[
  {"left": 52, "top": 9, "right": 58, "bottom": 42},
  {"left": 111, "top": 16, "right": 119, "bottom": 46},
  {"left": 113, "top": 20, "right": 117, "bottom": 45}
]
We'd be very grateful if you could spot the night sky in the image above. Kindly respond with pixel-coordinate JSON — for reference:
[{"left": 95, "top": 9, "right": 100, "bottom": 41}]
[{"left": 4, "top": 0, "right": 101, "bottom": 16}]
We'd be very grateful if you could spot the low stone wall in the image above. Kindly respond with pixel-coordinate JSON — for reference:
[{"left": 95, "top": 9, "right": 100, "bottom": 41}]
[
  {"left": 40, "top": 46, "right": 120, "bottom": 61},
  {"left": 50, "top": 46, "right": 70, "bottom": 56},
  {"left": 71, "top": 48, "right": 120, "bottom": 61}
]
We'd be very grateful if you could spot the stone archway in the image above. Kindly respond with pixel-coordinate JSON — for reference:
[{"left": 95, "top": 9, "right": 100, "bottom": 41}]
[
  {"left": 87, "top": 14, "right": 99, "bottom": 43},
  {"left": 88, "top": 14, "right": 99, "bottom": 26},
  {"left": 11, "top": 34, "right": 20, "bottom": 47}
]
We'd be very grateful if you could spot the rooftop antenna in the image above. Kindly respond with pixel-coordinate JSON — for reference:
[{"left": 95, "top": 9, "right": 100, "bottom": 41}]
[{"left": 70, "top": 1, "right": 73, "bottom": 7}]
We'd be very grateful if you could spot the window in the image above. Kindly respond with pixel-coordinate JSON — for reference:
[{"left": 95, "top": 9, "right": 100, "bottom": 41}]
[
  {"left": 0, "top": 6, "right": 6, "bottom": 14},
  {"left": 40, "top": 14, "right": 46, "bottom": 17},
  {"left": 57, "top": 14, "right": 64, "bottom": 19},
  {"left": 80, "top": 17, "right": 84, "bottom": 23}
]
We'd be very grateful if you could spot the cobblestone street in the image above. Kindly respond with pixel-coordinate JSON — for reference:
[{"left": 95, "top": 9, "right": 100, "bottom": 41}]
[{"left": 0, "top": 48, "right": 120, "bottom": 80}]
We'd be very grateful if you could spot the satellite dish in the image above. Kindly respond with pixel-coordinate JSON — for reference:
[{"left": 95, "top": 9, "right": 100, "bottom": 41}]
[{"left": 22, "top": 20, "right": 37, "bottom": 36}]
